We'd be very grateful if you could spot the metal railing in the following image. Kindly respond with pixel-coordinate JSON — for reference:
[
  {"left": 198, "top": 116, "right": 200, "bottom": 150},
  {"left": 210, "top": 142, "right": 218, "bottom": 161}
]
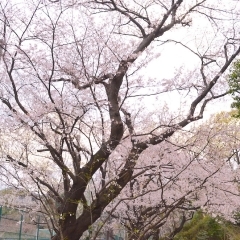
[{"left": 0, "top": 206, "right": 52, "bottom": 240}]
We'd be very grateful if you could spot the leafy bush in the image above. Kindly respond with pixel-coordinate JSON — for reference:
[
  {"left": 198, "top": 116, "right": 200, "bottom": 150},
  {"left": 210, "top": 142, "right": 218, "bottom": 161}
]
[{"left": 174, "top": 211, "right": 224, "bottom": 240}]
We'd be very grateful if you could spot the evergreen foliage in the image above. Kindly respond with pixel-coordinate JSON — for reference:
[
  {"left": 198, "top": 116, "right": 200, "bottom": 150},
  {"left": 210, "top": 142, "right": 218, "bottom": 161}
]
[
  {"left": 173, "top": 211, "right": 240, "bottom": 240},
  {"left": 228, "top": 60, "right": 240, "bottom": 117}
]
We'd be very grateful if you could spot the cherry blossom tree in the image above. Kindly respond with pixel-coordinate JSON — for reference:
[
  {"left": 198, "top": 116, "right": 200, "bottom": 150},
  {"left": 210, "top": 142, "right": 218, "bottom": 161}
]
[
  {"left": 92, "top": 134, "right": 240, "bottom": 240},
  {"left": 0, "top": 0, "right": 240, "bottom": 239}
]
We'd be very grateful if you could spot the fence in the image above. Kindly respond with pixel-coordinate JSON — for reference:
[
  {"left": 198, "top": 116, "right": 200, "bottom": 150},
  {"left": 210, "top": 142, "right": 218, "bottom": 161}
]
[
  {"left": 0, "top": 206, "right": 52, "bottom": 240},
  {"left": 0, "top": 206, "right": 127, "bottom": 240}
]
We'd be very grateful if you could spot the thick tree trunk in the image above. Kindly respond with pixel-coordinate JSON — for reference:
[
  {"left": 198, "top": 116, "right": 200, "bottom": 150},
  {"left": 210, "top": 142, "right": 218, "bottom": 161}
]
[{"left": 51, "top": 219, "right": 88, "bottom": 240}]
